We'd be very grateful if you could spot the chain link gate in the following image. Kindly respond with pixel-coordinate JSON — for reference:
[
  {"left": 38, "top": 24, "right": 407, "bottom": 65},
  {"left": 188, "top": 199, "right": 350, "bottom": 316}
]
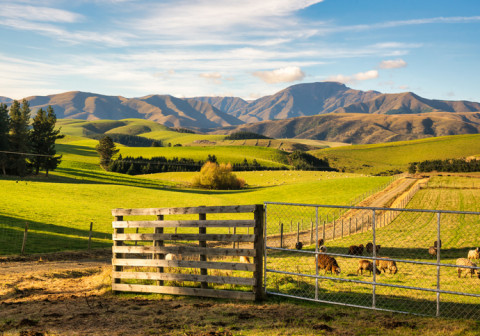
[{"left": 264, "top": 202, "right": 480, "bottom": 319}]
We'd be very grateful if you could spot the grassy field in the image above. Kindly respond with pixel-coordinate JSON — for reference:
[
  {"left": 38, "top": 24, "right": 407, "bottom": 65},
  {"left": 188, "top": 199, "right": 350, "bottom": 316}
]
[
  {"left": 0, "top": 135, "right": 391, "bottom": 255},
  {"left": 312, "top": 133, "right": 480, "bottom": 174},
  {"left": 264, "top": 174, "right": 480, "bottom": 318}
]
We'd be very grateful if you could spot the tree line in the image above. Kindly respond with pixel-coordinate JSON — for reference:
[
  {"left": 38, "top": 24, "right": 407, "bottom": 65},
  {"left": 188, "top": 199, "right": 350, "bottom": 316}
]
[
  {"left": 106, "top": 154, "right": 287, "bottom": 175},
  {"left": 0, "top": 100, "right": 63, "bottom": 176},
  {"left": 409, "top": 158, "right": 480, "bottom": 173}
]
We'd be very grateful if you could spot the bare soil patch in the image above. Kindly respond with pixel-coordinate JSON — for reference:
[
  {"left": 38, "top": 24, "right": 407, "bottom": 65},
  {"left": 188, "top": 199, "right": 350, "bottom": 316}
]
[{"left": 1, "top": 253, "right": 480, "bottom": 335}]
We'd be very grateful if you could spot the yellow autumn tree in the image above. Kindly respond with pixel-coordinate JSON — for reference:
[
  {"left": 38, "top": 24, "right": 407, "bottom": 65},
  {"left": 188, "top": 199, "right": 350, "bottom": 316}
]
[{"left": 192, "top": 161, "right": 245, "bottom": 189}]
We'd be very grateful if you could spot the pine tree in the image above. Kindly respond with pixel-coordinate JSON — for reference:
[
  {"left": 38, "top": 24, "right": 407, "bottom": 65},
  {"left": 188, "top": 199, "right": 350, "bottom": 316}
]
[
  {"left": 0, "top": 103, "right": 9, "bottom": 175},
  {"left": 9, "top": 99, "right": 31, "bottom": 176},
  {"left": 96, "top": 136, "right": 119, "bottom": 170},
  {"left": 30, "top": 106, "right": 64, "bottom": 176}
]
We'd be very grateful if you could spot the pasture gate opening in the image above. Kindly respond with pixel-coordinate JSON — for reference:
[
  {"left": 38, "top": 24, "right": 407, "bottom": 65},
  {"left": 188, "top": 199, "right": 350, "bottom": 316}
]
[
  {"left": 264, "top": 202, "right": 480, "bottom": 319},
  {"left": 111, "top": 205, "right": 264, "bottom": 301}
]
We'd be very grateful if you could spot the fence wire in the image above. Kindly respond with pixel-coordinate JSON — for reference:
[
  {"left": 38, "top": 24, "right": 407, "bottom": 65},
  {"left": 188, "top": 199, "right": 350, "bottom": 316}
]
[{"left": 264, "top": 202, "right": 480, "bottom": 319}]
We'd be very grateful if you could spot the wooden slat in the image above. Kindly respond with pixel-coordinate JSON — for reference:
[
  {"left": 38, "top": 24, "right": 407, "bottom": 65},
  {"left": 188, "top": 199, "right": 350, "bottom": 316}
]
[
  {"left": 112, "top": 283, "right": 255, "bottom": 300},
  {"left": 112, "top": 233, "right": 255, "bottom": 242},
  {"left": 112, "top": 258, "right": 256, "bottom": 271},
  {"left": 112, "top": 205, "right": 257, "bottom": 216},
  {"left": 112, "top": 245, "right": 256, "bottom": 257},
  {"left": 112, "top": 219, "right": 255, "bottom": 228},
  {"left": 112, "top": 271, "right": 255, "bottom": 286}
]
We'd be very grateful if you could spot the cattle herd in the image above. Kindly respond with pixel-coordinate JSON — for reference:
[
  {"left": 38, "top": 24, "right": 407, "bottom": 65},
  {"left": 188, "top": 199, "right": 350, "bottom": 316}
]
[{"left": 313, "top": 240, "right": 480, "bottom": 279}]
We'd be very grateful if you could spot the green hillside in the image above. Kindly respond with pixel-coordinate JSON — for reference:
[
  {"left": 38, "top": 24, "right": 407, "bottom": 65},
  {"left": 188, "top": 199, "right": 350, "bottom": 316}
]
[{"left": 312, "top": 134, "right": 480, "bottom": 174}]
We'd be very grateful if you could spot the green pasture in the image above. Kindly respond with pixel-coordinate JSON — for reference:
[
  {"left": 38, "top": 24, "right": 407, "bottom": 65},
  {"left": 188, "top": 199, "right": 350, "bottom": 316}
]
[
  {"left": 56, "top": 118, "right": 170, "bottom": 137},
  {"left": 313, "top": 133, "right": 480, "bottom": 174},
  {"left": 0, "top": 141, "right": 390, "bottom": 256},
  {"left": 263, "top": 174, "right": 480, "bottom": 318}
]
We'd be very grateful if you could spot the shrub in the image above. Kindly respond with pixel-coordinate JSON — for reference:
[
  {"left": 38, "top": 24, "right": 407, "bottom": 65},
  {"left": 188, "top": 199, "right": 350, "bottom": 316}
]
[{"left": 192, "top": 162, "right": 245, "bottom": 190}]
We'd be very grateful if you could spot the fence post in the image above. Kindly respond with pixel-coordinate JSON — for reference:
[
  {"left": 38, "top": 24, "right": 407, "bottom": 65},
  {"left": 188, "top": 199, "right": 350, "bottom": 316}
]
[
  {"left": 310, "top": 221, "right": 313, "bottom": 245},
  {"left": 254, "top": 204, "right": 265, "bottom": 301},
  {"left": 349, "top": 218, "right": 352, "bottom": 235},
  {"left": 341, "top": 218, "right": 344, "bottom": 238},
  {"left": 88, "top": 222, "right": 93, "bottom": 250},
  {"left": 322, "top": 220, "right": 326, "bottom": 243},
  {"left": 155, "top": 214, "right": 164, "bottom": 286},
  {"left": 113, "top": 215, "right": 124, "bottom": 293},
  {"left": 436, "top": 212, "right": 441, "bottom": 317},
  {"left": 296, "top": 221, "right": 300, "bottom": 243},
  {"left": 333, "top": 218, "right": 336, "bottom": 240},
  {"left": 280, "top": 223, "right": 283, "bottom": 248},
  {"left": 233, "top": 227, "right": 236, "bottom": 249},
  {"left": 199, "top": 211, "right": 208, "bottom": 289},
  {"left": 372, "top": 210, "right": 377, "bottom": 309},
  {"left": 21, "top": 222, "right": 29, "bottom": 254},
  {"left": 315, "top": 207, "right": 319, "bottom": 300}
]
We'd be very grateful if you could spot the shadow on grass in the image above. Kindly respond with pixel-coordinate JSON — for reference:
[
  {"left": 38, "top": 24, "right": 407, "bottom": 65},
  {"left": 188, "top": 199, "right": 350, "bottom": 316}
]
[
  {"left": 56, "top": 143, "right": 98, "bottom": 157},
  {"left": 267, "top": 272, "right": 480, "bottom": 319},
  {"left": 0, "top": 214, "right": 111, "bottom": 255}
]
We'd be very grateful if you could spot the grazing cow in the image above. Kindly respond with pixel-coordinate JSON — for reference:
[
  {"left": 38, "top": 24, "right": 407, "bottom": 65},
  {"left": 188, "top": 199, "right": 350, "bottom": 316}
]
[
  {"left": 295, "top": 241, "right": 303, "bottom": 250},
  {"left": 348, "top": 244, "right": 364, "bottom": 256},
  {"left": 366, "top": 242, "right": 381, "bottom": 254},
  {"left": 428, "top": 246, "right": 438, "bottom": 257},
  {"left": 456, "top": 258, "right": 480, "bottom": 278},
  {"left": 377, "top": 257, "right": 398, "bottom": 274},
  {"left": 317, "top": 254, "right": 341, "bottom": 275},
  {"left": 357, "top": 259, "right": 381, "bottom": 275},
  {"left": 467, "top": 248, "right": 480, "bottom": 260},
  {"left": 434, "top": 240, "right": 442, "bottom": 248}
]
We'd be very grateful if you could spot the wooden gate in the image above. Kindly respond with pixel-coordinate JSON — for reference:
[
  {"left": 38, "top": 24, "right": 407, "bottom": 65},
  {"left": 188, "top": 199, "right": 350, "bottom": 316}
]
[{"left": 111, "top": 205, "right": 264, "bottom": 301}]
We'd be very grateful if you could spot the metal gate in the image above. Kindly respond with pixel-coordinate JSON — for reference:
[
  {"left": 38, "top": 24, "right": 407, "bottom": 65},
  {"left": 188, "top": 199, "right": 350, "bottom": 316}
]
[{"left": 264, "top": 202, "right": 480, "bottom": 319}]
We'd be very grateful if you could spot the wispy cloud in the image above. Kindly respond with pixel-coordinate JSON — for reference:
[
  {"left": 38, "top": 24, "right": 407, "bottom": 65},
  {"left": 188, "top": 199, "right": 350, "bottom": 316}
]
[
  {"left": 253, "top": 66, "right": 305, "bottom": 84},
  {"left": 379, "top": 59, "right": 407, "bottom": 69},
  {"left": 0, "top": 4, "right": 83, "bottom": 23},
  {"left": 199, "top": 72, "right": 223, "bottom": 84},
  {"left": 326, "top": 70, "right": 379, "bottom": 84}
]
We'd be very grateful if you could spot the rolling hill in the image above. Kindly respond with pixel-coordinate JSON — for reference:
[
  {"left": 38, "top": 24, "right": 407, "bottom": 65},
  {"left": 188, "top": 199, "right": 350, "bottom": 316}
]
[
  {"left": 312, "top": 133, "right": 480, "bottom": 174},
  {"left": 22, "top": 91, "right": 244, "bottom": 129},
  {"left": 222, "top": 112, "right": 480, "bottom": 144},
  {"left": 333, "top": 92, "right": 480, "bottom": 115}
]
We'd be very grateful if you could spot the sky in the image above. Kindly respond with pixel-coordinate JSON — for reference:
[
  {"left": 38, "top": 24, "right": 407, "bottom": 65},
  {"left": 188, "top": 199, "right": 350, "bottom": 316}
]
[{"left": 0, "top": 0, "right": 479, "bottom": 102}]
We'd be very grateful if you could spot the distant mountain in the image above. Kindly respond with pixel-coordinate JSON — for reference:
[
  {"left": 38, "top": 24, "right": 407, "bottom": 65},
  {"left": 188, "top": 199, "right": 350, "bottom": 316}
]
[
  {"left": 22, "top": 91, "right": 244, "bottom": 129},
  {"left": 232, "top": 82, "right": 381, "bottom": 123},
  {"left": 191, "top": 96, "right": 248, "bottom": 115},
  {"left": 0, "top": 96, "right": 12, "bottom": 104},
  {"left": 333, "top": 92, "right": 480, "bottom": 115},
  {"left": 221, "top": 112, "right": 480, "bottom": 144}
]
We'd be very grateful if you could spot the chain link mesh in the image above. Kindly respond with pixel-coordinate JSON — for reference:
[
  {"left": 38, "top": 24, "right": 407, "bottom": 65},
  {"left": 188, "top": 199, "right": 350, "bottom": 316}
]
[{"left": 265, "top": 202, "right": 480, "bottom": 319}]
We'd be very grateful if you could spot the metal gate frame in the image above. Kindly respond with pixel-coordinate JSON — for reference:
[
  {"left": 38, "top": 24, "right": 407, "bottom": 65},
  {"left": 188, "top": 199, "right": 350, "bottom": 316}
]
[{"left": 263, "top": 202, "right": 480, "bottom": 317}]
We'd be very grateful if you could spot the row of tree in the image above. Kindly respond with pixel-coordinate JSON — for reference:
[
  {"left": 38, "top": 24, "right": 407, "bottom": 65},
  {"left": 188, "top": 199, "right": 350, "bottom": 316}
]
[
  {"left": 106, "top": 154, "right": 285, "bottom": 175},
  {"left": 0, "top": 100, "right": 63, "bottom": 176},
  {"left": 408, "top": 158, "right": 480, "bottom": 173}
]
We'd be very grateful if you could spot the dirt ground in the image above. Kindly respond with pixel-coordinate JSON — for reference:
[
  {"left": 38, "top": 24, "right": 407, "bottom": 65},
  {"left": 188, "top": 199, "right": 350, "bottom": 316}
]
[{"left": 1, "top": 251, "right": 480, "bottom": 336}]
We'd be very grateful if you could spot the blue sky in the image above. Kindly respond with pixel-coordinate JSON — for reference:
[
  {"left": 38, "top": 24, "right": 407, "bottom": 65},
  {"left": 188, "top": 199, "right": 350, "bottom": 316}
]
[{"left": 1, "top": 0, "right": 479, "bottom": 102}]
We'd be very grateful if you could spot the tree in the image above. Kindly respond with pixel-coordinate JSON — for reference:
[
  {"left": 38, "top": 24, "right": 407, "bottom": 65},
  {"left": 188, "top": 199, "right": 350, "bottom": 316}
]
[
  {"left": 9, "top": 99, "right": 31, "bottom": 176},
  {"left": 0, "top": 103, "right": 9, "bottom": 175},
  {"left": 30, "top": 106, "right": 64, "bottom": 176},
  {"left": 96, "top": 136, "right": 119, "bottom": 169}
]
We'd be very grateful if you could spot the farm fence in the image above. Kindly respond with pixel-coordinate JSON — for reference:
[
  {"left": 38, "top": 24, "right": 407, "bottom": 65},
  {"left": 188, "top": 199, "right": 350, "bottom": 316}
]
[
  {"left": 264, "top": 202, "right": 480, "bottom": 319},
  {"left": 111, "top": 205, "right": 264, "bottom": 301}
]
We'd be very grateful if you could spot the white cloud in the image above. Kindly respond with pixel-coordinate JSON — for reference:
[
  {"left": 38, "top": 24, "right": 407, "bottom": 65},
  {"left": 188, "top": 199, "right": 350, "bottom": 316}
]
[
  {"left": 326, "top": 70, "right": 378, "bottom": 84},
  {"left": 0, "top": 4, "right": 83, "bottom": 23},
  {"left": 253, "top": 66, "right": 305, "bottom": 84},
  {"left": 379, "top": 59, "right": 407, "bottom": 69},
  {"left": 199, "top": 72, "right": 223, "bottom": 84}
]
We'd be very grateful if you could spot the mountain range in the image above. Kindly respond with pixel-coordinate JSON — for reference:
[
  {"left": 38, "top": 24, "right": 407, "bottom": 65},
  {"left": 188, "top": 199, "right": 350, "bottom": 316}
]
[{"left": 3, "top": 82, "right": 480, "bottom": 143}]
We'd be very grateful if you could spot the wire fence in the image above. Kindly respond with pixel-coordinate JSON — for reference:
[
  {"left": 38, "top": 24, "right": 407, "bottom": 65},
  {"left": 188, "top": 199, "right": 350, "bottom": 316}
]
[
  {"left": 264, "top": 202, "right": 480, "bottom": 319},
  {"left": 0, "top": 221, "right": 111, "bottom": 256}
]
